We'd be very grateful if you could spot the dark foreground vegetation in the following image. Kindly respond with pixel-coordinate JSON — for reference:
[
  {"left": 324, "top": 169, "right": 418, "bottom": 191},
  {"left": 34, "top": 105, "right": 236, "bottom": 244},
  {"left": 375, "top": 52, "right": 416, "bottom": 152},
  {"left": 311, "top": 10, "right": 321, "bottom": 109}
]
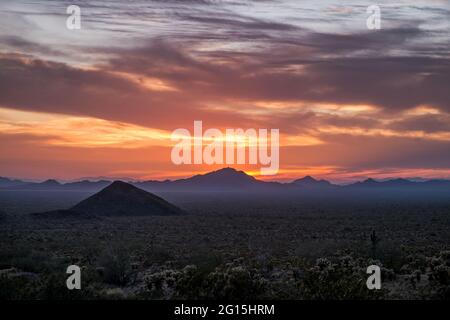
[{"left": 0, "top": 190, "right": 449, "bottom": 300}]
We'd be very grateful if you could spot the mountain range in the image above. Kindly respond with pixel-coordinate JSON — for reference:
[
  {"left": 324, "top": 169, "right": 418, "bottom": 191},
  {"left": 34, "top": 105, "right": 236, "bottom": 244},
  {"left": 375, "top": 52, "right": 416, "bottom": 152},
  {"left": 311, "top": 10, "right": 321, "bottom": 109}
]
[{"left": 2, "top": 168, "right": 450, "bottom": 193}]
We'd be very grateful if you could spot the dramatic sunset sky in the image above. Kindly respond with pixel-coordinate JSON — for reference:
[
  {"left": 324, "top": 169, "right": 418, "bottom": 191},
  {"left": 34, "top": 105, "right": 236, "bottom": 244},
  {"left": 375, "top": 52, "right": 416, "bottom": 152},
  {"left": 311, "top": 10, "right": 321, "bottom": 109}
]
[{"left": 0, "top": 0, "right": 449, "bottom": 182}]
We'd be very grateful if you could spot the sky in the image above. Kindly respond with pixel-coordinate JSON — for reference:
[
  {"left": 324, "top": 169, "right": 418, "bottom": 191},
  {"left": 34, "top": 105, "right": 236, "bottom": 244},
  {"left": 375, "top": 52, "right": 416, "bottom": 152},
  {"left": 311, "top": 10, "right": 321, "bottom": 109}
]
[{"left": 0, "top": 0, "right": 449, "bottom": 182}]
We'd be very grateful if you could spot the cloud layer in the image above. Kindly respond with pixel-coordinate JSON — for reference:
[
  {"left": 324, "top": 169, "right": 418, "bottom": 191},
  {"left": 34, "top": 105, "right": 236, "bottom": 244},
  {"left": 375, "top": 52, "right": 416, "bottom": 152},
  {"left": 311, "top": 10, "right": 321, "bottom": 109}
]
[{"left": 0, "top": 0, "right": 449, "bottom": 180}]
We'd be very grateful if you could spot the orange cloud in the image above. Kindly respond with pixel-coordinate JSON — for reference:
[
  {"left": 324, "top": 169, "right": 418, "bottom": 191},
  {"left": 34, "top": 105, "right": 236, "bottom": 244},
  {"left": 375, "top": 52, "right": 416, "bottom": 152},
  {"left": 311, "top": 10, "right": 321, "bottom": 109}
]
[{"left": 0, "top": 107, "right": 171, "bottom": 148}]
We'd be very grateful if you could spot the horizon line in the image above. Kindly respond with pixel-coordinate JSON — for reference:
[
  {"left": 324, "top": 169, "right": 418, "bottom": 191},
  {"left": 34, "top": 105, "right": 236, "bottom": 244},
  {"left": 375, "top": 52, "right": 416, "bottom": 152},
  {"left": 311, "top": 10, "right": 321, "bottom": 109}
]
[{"left": 2, "top": 167, "right": 450, "bottom": 186}]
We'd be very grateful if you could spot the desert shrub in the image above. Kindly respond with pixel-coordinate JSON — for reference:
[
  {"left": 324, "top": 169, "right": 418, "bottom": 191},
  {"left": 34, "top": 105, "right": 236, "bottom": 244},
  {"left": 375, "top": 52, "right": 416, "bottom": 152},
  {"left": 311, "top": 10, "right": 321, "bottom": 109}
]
[
  {"left": 0, "top": 271, "right": 99, "bottom": 300},
  {"left": 425, "top": 250, "right": 450, "bottom": 299},
  {"left": 37, "top": 272, "right": 98, "bottom": 300},
  {"left": 98, "top": 247, "right": 132, "bottom": 286},
  {"left": 143, "top": 253, "right": 222, "bottom": 299},
  {"left": 375, "top": 244, "right": 409, "bottom": 272},
  {"left": 399, "top": 253, "right": 427, "bottom": 274},
  {"left": 174, "top": 264, "right": 212, "bottom": 299},
  {"left": 202, "top": 261, "right": 266, "bottom": 299},
  {"left": 145, "top": 268, "right": 182, "bottom": 299},
  {"left": 0, "top": 275, "right": 37, "bottom": 300},
  {"left": 429, "top": 251, "right": 450, "bottom": 283},
  {"left": 144, "top": 258, "right": 267, "bottom": 300},
  {"left": 300, "top": 255, "right": 386, "bottom": 300}
]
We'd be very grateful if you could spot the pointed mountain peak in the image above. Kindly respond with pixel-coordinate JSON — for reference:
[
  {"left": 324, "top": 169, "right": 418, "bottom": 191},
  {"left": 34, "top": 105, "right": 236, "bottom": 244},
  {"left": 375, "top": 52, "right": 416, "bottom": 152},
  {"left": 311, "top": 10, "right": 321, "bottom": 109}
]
[
  {"left": 207, "top": 167, "right": 250, "bottom": 177},
  {"left": 217, "top": 167, "right": 237, "bottom": 172},
  {"left": 293, "top": 175, "right": 331, "bottom": 186},
  {"left": 363, "top": 178, "right": 378, "bottom": 183},
  {"left": 104, "top": 180, "right": 137, "bottom": 190},
  {"left": 347, "top": 177, "right": 380, "bottom": 187},
  {"left": 71, "top": 181, "right": 184, "bottom": 216},
  {"left": 184, "top": 167, "right": 257, "bottom": 187},
  {"left": 296, "top": 175, "right": 317, "bottom": 182},
  {"left": 41, "top": 179, "right": 61, "bottom": 185}
]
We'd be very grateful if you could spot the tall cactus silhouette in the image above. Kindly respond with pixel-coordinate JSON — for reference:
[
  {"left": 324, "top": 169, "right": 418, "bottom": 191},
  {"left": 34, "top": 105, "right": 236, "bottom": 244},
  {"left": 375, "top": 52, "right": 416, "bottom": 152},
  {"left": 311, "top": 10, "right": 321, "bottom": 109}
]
[{"left": 370, "top": 230, "right": 380, "bottom": 258}]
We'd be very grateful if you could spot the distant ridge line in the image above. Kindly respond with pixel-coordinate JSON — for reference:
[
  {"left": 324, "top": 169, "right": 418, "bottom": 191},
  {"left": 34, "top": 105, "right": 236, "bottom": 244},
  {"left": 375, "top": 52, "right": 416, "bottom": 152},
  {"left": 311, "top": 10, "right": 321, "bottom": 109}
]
[{"left": 2, "top": 167, "right": 450, "bottom": 192}]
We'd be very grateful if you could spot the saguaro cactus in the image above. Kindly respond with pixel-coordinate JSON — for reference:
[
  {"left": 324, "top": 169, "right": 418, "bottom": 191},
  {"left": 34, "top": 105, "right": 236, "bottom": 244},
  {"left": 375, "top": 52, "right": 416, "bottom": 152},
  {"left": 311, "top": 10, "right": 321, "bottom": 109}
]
[{"left": 370, "top": 230, "right": 380, "bottom": 257}]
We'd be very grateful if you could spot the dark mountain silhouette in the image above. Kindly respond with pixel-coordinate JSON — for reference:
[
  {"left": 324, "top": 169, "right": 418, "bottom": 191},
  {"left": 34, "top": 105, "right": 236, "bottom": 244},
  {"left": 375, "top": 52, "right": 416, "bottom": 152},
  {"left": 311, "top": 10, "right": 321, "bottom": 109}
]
[
  {"left": 32, "top": 181, "right": 184, "bottom": 218},
  {"left": 346, "top": 177, "right": 450, "bottom": 188},
  {"left": 30, "top": 179, "right": 61, "bottom": 188},
  {"left": 0, "top": 177, "right": 27, "bottom": 188},
  {"left": 42, "top": 179, "right": 60, "bottom": 185},
  {"left": 137, "top": 167, "right": 284, "bottom": 191},
  {"left": 292, "top": 176, "right": 333, "bottom": 187},
  {"left": 2, "top": 178, "right": 112, "bottom": 191},
  {"left": 180, "top": 167, "right": 257, "bottom": 186},
  {"left": 20, "top": 179, "right": 62, "bottom": 190},
  {"left": 72, "top": 181, "right": 184, "bottom": 216},
  {"left": 347, "top": 178, "right": 379, "bottom": 188}
]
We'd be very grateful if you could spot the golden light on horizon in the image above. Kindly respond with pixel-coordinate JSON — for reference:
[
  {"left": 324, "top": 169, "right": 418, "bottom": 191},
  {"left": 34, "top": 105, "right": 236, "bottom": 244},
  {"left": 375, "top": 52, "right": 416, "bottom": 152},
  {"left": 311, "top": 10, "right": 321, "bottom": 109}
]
[{"left": 0, "top": 107, "right": 172, "bottom": 148}]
